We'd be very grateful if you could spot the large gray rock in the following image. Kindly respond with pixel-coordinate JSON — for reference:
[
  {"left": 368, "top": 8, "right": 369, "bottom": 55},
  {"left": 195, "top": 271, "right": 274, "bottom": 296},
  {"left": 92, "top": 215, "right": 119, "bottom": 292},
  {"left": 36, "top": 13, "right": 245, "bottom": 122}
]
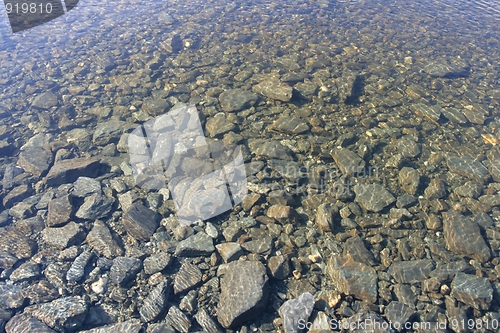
[
  {"left": 384, "top": 301, "right": 415, "bottom": 330},
  {"left": 278, "top": 292, "right": 315, "bottom": 333},
  {"left": 217, "top": 260, "right": 269, "bottom": 328},
  {"left": 330, "top": 148, "right": 366, "bottom": 175},
  {"left": 326, "top": 255, "right": 377, "bottom": 303},
  {"left": 75, "top": 193, "right": 114, "bottom": 220},
  {"left": 248, "top": 139, "right": 294, "bottom": 160},
  {"left": 219, "top": 89, "right": 258, "bottom": 112},
  {"left": 165, "top": 306, "right": 191, "bottom": 333},
  {"left": 78, "top": 319, "right": 142, "bottom": 333},
  {"left": 32, "top": 92, "right": 58, "bottom": 109},
  {"left": 45, "top": 157, "right": 100, "bottom": 186},
  {"left": 388, "top": 259, "right": 435, "bottom": 284},
  {"left": 271, "top": 116, "right": 309, "bottom": 135},
  {"left": 122, "top": 202, "right": 159, "bottom": 242},
  {"left": 24, "top": 296, "right": 88, "bottom": 331},
  {"left": 195, "top": 309, "right": 223, "bottom": 333},
  {"left": 174, "top": 263, "right": 202, "bottom": 294},
  {"left": 175, "top": 232, "right": 214, "bottom": 257},
  {"left": 315, "top": 203, "right": 338, "bottom": 233},
  {"left": 446, "top": 154, "right": 490, "bottom": 183},
  {"left": 443, "top": 210, "right": 491, "bottom": 263},
  {"left": 92, "top": 120, "right": 130, "bottom": 146},
  {"left": 142, "top": 98, "right": 169, "bottom": 116},
  {"left": 17, "top": 147, "right": 53, "bottom": 177},
  {"left": 109, "top": 257, "right": 142, "bottom": 285},
  {"left": 0, "top": 227, "right": 37, "bottom": 259},
  {"left": 450, "top": 272, "right": 493, "bottom": 310},
  {"left": 0, "top": 285, "right": 25, "bottom": 309},
  {"left": 397, "top": 137, "right": 421, "bottom": 158},
  {"left": 354, "top": 183, "right": 395, "bottom": 212},
  {"left": 41, "top": 222, "right": 83, "bottom": 250},
  {"left": 5, "top": 314, "right": 56, "bottom": 333},
  {"left": 86, "top": 220, "right": 123, "bottom": 259},
  {"left": 252, "top": 80, "right": 293, "bottom": 102},
  {"left": 140, "top": 280, "right": 170, "bottom": 323}
]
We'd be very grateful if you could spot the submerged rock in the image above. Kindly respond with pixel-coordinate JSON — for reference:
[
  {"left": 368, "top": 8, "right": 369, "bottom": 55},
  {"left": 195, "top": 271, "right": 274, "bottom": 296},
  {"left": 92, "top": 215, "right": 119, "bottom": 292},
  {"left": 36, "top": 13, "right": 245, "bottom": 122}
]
[
  {"left": 217, "top": 260, "right": 269, "bottom": 328},
  {"left": 219, "top": 88, "right": 258, "bottom": 112}
]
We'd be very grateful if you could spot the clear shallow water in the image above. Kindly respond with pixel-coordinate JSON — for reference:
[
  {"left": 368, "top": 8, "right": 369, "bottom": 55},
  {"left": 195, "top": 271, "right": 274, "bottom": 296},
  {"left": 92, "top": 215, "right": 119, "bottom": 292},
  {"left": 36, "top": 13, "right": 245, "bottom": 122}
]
[{"left": 1, "top": 0, "right": 500, "bottom": 331}]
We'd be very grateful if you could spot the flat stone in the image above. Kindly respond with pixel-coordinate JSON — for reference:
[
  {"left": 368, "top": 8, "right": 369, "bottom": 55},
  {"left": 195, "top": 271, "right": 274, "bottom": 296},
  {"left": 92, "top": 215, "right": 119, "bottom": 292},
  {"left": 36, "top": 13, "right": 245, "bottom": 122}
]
[
  {"left": 147, "top": 323, "right": 175, "bottom": 333},
  {"left": 241, "top": 236, "right": 273, "bottom": 254},
  {"left": 397, "top": 137, "right": 421, "bottom": 158},
  {"left": 32, "top": 92, "right": 58, "bottom": 109},
  {"left": 442, "top": 108, "right": 468, "bottom": 124},
  {"left": 17, "top": 147, "right": 53, "bottom": 177},
  {"left": 165, "top": 306, "right": 191, "bottom": 333},
  {"left": 93, "top": 120, "right": 130, "bottom": 146},
  {"left": 454, "top": 181, "right": 483, "bottom": 198},
  {"left": 86, "top": 220, "right": 123, "bottom": 259},
  {"left": 24, "top": 296, "right": 88, "bottom": 331},
  {"left": 142, "top": 98, "right": 169, "bottom": 116},
  {"left": 267, "top": 255, "right": 291, "bottom": 280},
  {"left": 109, "top": 257, "right": 142, "bottom": 285},
  {"left": 488, "top": 160, "right": 500, "bottom": 182},
  {"left": 45, "top": 157, "right": 100, "bottom": 186},
  {"left": 354, "top": 183, "right": 395, "bottom": 212},
  {"left": 46, "top": 194, "right": 73, "bottom": 227},
  {"left": 0, "top": 250, "right": 18, "bottom": 269},
  {"left": 242, "top": 193, "right": 261, "bottom": 212},
  {"left": 122, "top": 202, "right": 159, "bottom": 242},
  {"left": 195, "top": 308, "right": 223, "bottom": 333},
  {"left": 315, "top": 203, "right": 338, "bottom": 233},
  {"left": 140, "top": 280, "right": 170, "bottom": 322},
  {"left": 443, "top": 210, "right": 491, "bottom": 263},
  {"left": 398, "top": 167, "right": 420, "bottom": 195},
  {"left": 279, "top": 292, "right": 315, "bottom": 333},
  {"left": 0, "top": 227, "right": 37, "bottom": 259},
  {"left": 410, "top": 103, "right": 442, "bottom": 122},
  {"left": 384, "top": 301, "right": 415, "bottom": 329},
  {"left": 423, "top": 60, "right": 469, "bottom": 78},
  {"left": 248, "top": 139, "right": 294, "bottom": 160},
  {"left": 219, "top": 89, "right": 258, "bottom": 112},
  {"left": 326, "top": 255, "right": 378, "bottom": 303},
  {"left": 424, "top": 178, "right": 446, "bottom": 200},
  {"left": 345, "top": 235, "right": 376, "bottom": 266},
  {"left": 266, "top": 204, "right": 298, "bottom": 224},
  {"left": 175, "top": 232, "right": 215, "bottom": 257},
  {"left": 252, "top": 80, "right": 293, "bottom": 102},
  {"left": 393, "top": 284, "right": 417, "bottom": 307},
  {"left": 330, "top": 148, "right": 366, "bottom": 175},
  {"left": 143, "top": 253, "right": 172, "bottom": 275},
  {"left": 216, "top": 242, "right": 243, "bottom": 263},
  {"left": 0, "top": 285, "right": 25, "bottom": 309},
  {"left": 272, "top": 116, "right": 309, "bottom": 135},
  {"left": 206, "top": 115, "right": 237, "bottom": 137},
  {"left": 462, "top": 107, "right": 485, "bottom": 125},
  {"left": 21, "top": 280, "right": 59, "bottom": 305},
  {"left": 2, "top": 184, "right": 33, "bottom": 209},
  {"left": 8, "top": 201, "right": 36, "bottom": 219},
  {"left": 78, "top": 319, "right": 142, "bottom": 333},
  {"left": 446, "top": 154, "right": 490, "bottom": 183},
  {"left": 42, "top": 222, "right": 83, "bottom": 250},
  {"left": 174, "top": 263, "right": 202, "bottom": 294},
  {"left": 5, "top": 314, "right": 56, "bottom": 333},
  {"left": 10, "top": 262, "right": 41, "bottom": 282},
  {"left": 267, "top": 159, "right": 305, "bottom": 182},
  {"left": 72, "top": 176, "right": 102, "bottom": 197},
  {"left": 217, "top": 260, "right": 269, "bottom": 328},
  {"left": 388, "top": 259, "right": 435, "bottom": 284},
  {"left": 75, "top": 193, "right": 114, "bottom": 220},
  {"left": 450, "top": 272, "right": 493, "bottom": 310}
]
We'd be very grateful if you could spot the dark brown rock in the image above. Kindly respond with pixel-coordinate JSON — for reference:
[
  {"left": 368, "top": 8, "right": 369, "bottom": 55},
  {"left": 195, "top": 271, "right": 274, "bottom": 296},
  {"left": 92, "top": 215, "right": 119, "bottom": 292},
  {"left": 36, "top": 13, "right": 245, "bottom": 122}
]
[
  {"left": 86, "top": 220, "right": 123, "bottom": 258},
  {"left": 41, "top": 222, "right": 83, "bottom": 250},
  {"left": 46, "top": 194, "right": 73, "bottom": 227},
  {"left": 388, "top": 259, "right": 435, "bottom": 284},
  {"left": 315, "top": 203, "right": 338, "bottom": 233},
  {"left": 326, "top": 255, "right": 378, "bottom": 303},
  {"left": 45, "top": 157, "right": 100, "bottom": 186},
  {"left": 443, "top": 210, "right": 491, "bottom": 263},
  {"left": 24, "top": 296, "right": 88, "bottom": 331},
  {"left": 5, "top": 314, "right": 56, "bottom": 333},
  {"left": 266, "top": 204, "right": 298, "bottom": 224},
  {"left": 0, "top": 227, "right": 37, "bottom": 259},
  {"left": 17, "top": 147, "right": 53, "bottom": 177},
  {"left": 122, "top": 202, "right": 159, "bottom": 242}
]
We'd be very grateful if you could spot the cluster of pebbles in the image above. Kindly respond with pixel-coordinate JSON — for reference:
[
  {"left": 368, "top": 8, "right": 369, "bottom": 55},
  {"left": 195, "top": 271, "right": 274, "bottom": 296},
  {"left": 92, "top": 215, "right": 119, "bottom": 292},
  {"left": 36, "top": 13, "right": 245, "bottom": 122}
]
[{"left": 1, "top": 0, "right": 500, "bottom": 332}]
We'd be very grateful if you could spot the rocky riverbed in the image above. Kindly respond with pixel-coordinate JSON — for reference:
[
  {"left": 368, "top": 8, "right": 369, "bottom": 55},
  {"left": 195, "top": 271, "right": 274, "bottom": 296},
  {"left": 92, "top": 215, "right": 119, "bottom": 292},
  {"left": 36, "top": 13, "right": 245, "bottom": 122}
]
[{"left": 1, "top": 0, "right": 500, "bottom": 332}]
